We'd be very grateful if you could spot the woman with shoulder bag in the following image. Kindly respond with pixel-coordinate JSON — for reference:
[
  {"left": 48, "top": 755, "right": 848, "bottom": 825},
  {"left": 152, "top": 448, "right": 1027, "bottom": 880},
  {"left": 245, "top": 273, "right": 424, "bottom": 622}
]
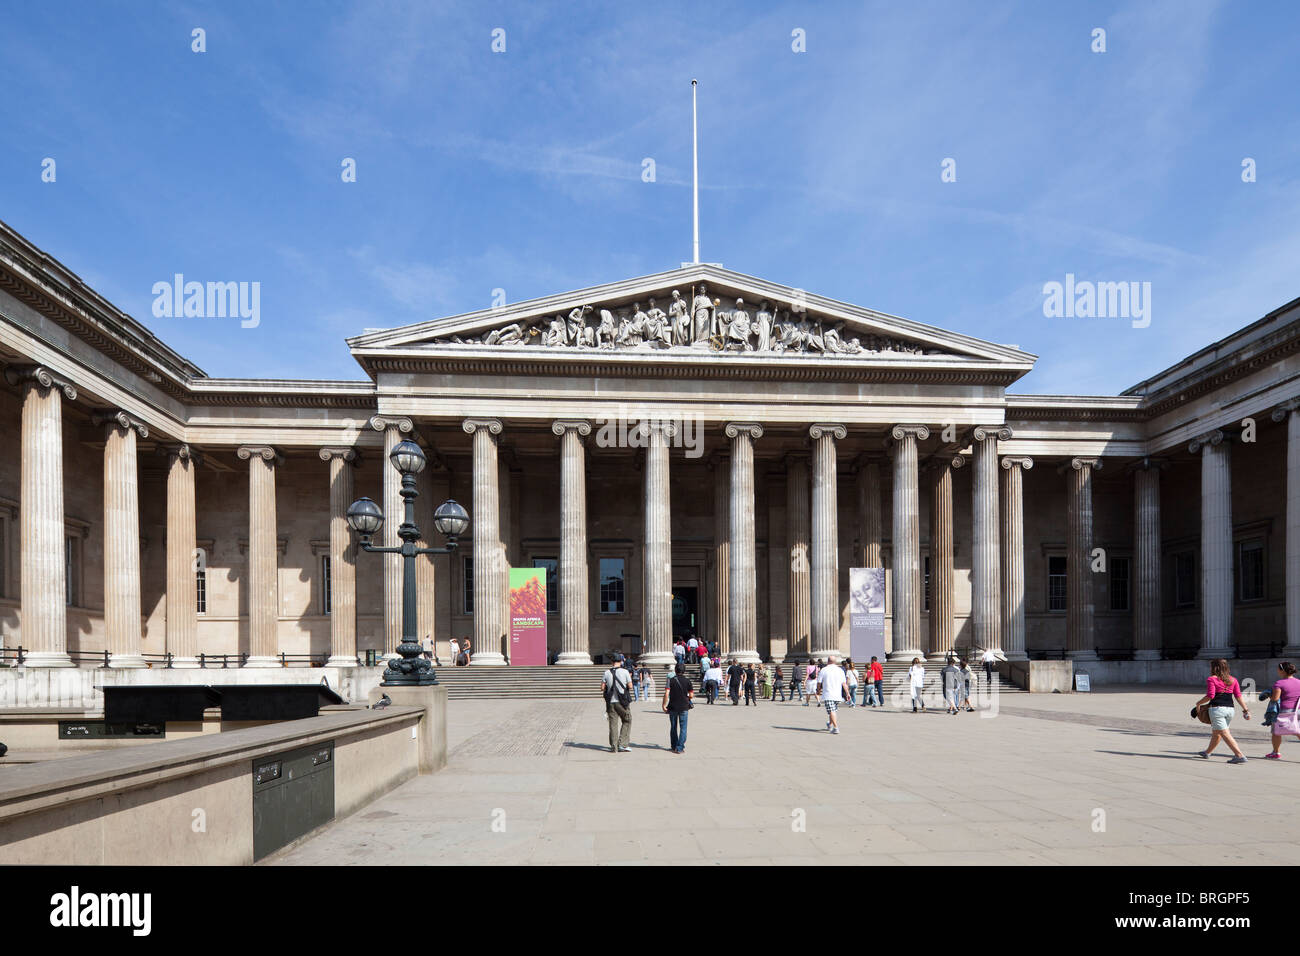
[
  {"left": 1265, "top": 661, "right": 1300, "bottom": 759},
  {"left": 1193, "top": 658, "right": 1251, "bottom": 763},
  {"left": 662, "top": 662, "right": 694, "bottom": 754}
]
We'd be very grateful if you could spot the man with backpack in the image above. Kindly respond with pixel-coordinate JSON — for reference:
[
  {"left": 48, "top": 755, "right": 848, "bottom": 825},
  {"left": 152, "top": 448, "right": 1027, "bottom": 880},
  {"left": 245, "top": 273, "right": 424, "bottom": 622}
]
[{"left": 602, "top": 653, "right": 633, "bottom": 753}]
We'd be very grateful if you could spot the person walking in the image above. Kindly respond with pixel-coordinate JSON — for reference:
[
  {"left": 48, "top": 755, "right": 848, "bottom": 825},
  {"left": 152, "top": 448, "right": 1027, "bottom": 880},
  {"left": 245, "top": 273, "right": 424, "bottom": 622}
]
[
  {"left": 744, "top": 663, "right": 758, "bottom": 706},
  {"left": 818, "top": 656, "right": 848, "bottom": 734},
  {"left": 632, "top": 661, "right": 646, "bottom": 702},
  {"left": 804, "top": 660, "right": 819, "bottom": 706},
  {"left": 663, "top": 662, "right": 694, "bottom": 753},
  {"left": 1193, "top": 658, "right": 1251, "bottom": 763},
  {"left": 865, "top": 656, "right": 883, "bottom": 707},
  {"left": 792, "top": 661, "right": 805, "bottom": 703},
  {"left": 773, "top": 664, "right": 787, "bottom": 702},
  {"left": 726, "top": 658, "right": 745, "bottom": 706},
  {"left": 958, "top": 658, "right": 975, "bottom": 712},
  {"left": 703, "top": 659, "right": 722, "bottom": 704},
  {"left": 844, "top": 659, "right": 859, "bottom": 708},
  {"left": 908, "top": 657, "right": 927, "bottom": 713},
  {"left": 1266, "top": 661, "right": 1300, "bottom": 759},
  {"left": 602, "top": 654, "right": 633, "bottom": 753},
  {"left": 942, "top": 657, "right": 962, "bottom": 715},
  {"left": 980, "top": 646, "right": 996, "bottom": 688}
]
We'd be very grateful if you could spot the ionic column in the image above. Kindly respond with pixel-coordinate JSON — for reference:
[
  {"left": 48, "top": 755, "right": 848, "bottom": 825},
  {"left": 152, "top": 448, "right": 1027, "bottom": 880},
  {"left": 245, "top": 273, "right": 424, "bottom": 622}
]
[
  {"left": 1132, "top": 459, "right": 1163, "bottom": 661},
  {"left": 927, "top": 456, "right": 959, "bottom": 662},
  {"left": 972, "top": 426, "right": 1009, "bottom": 655},
  {"left": 1000, "top": 456, "right": 1033, "bottom": 661},
  {"left": 1272, "top": 403, "right": 1300, "bottom": 656},
  {"left": 887, "top": 425, "right": 928, "bottom": 660},
  {"left": 10, "top": 367, "right": 76, "bottom": 667},
  {"left": 727, "top": 423, "right": 763, "bottom": 663},
  {"left": 463, "top": 419, "right": 506, "bottom": 665},
  {"left": 857, "top": 457, "right": 883, "bottom": 568},
  {"left": 712, "top": 451, "right": 730, "bottom": 658},
  {"left": 415, "top": 463, "right": 438, "bottom": 656},
  {"left": 165, "top": 445, "right": 200, "bottom": 667},
  {"left": 95, "top": 411, "right": 148, "bottom": 667},
  {"left": 641, "top": 420, "right": 677, "bottom": 665},
  {"left": 238, "top": 445, "right": 281, "bottom": 666},
  {"left": 1067, "top": 457, "right": 1102, "bottom": 661},
  {"left": 809, "top": 423, "right": 847, "bottom": 658},
  {"left": 370, "top": 416, "right": 413, "bottom": 657},
  {"left": 553, "top": 421, "right": 593, "bottom": 665},
  {"left": 1190, "top": 431, "right": 1233, "bottom": 658},
  {"left": 786, "top": 452, "right": 811, "bottom": 660},
  {"left": 321, "top": 448, "right": 358, "bottom": 667}
]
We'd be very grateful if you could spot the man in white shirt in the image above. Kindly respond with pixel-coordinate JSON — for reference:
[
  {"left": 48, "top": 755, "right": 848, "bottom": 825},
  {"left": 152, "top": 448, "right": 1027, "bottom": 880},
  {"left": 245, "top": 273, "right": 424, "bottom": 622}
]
[
  {"left": 686, "top": 635, "right": 699, "bottom": 663},
  {"left": 817, "top": 656, "right": 848, "bottom": 734},
  {"left": 703, "top": 662, "right": 724, "bottom": 704},
  {"left": 981, "top": 647, "right": 997, "bottom": 686}
]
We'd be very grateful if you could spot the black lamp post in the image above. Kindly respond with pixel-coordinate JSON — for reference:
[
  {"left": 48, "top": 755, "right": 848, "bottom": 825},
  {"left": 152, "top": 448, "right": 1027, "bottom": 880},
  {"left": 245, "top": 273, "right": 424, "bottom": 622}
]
[{"left": 346, "top": 440, "right": 470, "bottom": 686}]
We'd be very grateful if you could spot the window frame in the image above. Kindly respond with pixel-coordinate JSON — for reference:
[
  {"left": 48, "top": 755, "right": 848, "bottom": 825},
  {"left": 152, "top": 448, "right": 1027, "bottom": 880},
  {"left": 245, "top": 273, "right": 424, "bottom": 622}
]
[
  {"left": 1047, "top": 554, "right": 1067, "bottom": 612},
  {"left": 598, "top": 556, "right": 626, "bottom": 615},
  {"left": 1109, "top": 555, "right": 1131, "bottom": 612}
]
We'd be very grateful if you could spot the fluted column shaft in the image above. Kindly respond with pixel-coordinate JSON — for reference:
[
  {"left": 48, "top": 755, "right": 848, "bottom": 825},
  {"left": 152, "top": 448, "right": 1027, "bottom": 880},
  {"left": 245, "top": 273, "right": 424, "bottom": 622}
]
[
  {"left": 554, "top": 421, "right": 592, "bottom": 664},
  {"left": 858, "top": 459, "right": 882, "bottom": 568},
  {"left": 18, "top": 374, "right": 73, "bottom": 667},
  {"left": 713, "top": 453, "right": 730, "bottom": 658},
  {"left": 786, "top": 454, "right": 811, "bottom": 660},
  {"left": 810, "top": 424, "right": 846, "bottom": 658},
  {"left": 928, "top": 459, "right": 955, "bottom": 661},
  {"left": 464, "top": 419, "right": 506, "bottom": 665},
  {"left": 241, "top": 447, "right": 280, "bottom": 665},
  {"left": 371, "top": 420, "right": 411, "bottom": 656},
  {"left": 641, "top": 422, "right": 676, "bottom": 664},
  {"left": 727, "top": 424, "right": 762, "bottom": 663},
  {"left": 1275, "top": 406, "right": 1300, "bottom": 655},
  {"left": 1192, "top": 433, "right": 1233, "bottom": 657},
  {"left": 102, "top": 417, "right": 145, "bottom": 667},
  {"left": 1067, "top": 457, "right": 1100, "bottom": 660},
  {"left": 166, "top": 446, "right": 199, "bottom": 667},
  {"left": 322, "top": 449, "right": 358, "bottom": 667},
  {"left": 415, "top": 466, "right": 438, "bottom": 654},
  {"left": 888, "top": 425, "right": 927, "bottom": 659},
  {"left": 972, "top": 427, "right": 1008, "bottom": 653},
  {"left": 1133, "top": 464, "right": 1162, "bottom": 661},
  {"left": 1000, "top": 457, "right": 1032, "bottom": 661}
]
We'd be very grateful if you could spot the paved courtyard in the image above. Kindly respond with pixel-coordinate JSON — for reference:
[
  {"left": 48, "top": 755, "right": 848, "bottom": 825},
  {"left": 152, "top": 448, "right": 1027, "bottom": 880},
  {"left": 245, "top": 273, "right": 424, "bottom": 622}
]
[{"left": 272, "top": 685, "right": 1300, "bottom": 866}]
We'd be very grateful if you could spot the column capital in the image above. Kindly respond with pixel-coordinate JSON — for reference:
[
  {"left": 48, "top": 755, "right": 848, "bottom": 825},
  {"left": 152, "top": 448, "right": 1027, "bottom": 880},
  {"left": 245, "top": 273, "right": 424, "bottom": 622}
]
[
  {"left": 5, "top": 364, "right": 77, "bottom": 400},
  {"left": 724, "top": 422, "right": 763, "bottom": 440},
  {"left": 1270, "top": 399, "right": 1300, "bottom": 422},
  {"left": 370, "top": 415, "right": 414, "bottom": 434},
  {"left": 972, "top": 425, "right": 1013, "bottom": 442},
  {"left": 1066, "top": 457, "right": 1103, "bottom": 472},
  {"left": 950, "top": 453, "right": 967, "bottom": 469},
  {"left": 1188, "top": 430, "right": 1225, "bottom": 454},
  {"left": 92, "top": 409, "right": 149, "bottom": 439},
  {"left": 809, "top": 423, "right": 847, "bottom": 441},
  {"left": 637, "top": 419, "right": 678, "bottom": 439},
  {"left": 783, "top": 449, "right": 810, "bottom": 467},
  {"left": 551, "top": 419, "right": 591, "bottom": 437},
  {"left": 164, "top": 443, "right": 202, "bottom": 466},
  {"left": 1000, "top": 455, "right": 1034, "bottom": 471},
  {"left": 237, "top": 445, "right": 282, "bottom": 464},
  {"left": 1126, "top": 456, "right": 1168, "bottom": 473},
  {"left": 462, "top": 417, "right": 503, "bottom": 436},
  {"left": 925, "top": 454, "right": 963, "bottom": 473},
  {"left": 318, "top": 446, "right": 359, "bottom": 463},
  {"left": 889, "top": 423, "right": 929, "bottom": 442}
]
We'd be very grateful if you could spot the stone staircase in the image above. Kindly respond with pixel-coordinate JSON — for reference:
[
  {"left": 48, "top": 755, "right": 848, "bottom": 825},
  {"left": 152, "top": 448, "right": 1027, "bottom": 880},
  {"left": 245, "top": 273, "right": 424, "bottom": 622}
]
[{"left": 431, "top": 661, "right": 1024, "bottom": 701}]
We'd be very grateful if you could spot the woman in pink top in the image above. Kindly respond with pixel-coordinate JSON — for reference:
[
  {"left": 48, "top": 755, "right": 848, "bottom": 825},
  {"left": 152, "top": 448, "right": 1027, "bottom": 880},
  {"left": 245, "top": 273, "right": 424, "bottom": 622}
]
[
  {"left": 1266, "top": 661, "right": 1300, "bottom": 759},
  {"left": 1194, "top": 658, "right": 1251, "bottom": 763}
]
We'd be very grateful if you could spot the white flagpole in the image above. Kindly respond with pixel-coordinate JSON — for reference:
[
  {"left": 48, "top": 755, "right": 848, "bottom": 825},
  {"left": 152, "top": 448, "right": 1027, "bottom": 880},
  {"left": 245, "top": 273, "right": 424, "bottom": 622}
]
[{"left": 692, "top": 78, "right": 700, "bottom": 265}]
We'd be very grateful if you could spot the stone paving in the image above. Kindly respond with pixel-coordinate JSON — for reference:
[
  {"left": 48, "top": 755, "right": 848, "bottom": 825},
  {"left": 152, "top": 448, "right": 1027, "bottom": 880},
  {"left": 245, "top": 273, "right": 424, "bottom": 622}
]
[{"left": 271, "top": 685, "right": 1300, "bottom": 866}]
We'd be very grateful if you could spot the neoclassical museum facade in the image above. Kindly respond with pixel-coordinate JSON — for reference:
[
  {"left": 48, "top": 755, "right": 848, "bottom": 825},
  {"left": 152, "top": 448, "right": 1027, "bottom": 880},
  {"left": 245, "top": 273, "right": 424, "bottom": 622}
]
[{"left": 2, "top": 217, "right": 1299, "bottom": 684}]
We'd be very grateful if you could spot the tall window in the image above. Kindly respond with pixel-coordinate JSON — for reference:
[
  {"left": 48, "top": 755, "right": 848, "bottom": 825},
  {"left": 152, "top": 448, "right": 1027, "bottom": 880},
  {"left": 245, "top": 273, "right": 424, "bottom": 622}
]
[
  {"left": 1047, "top": 556, "right": 1067, "bottom": 611},
  {"left": 534, "top": 557, "right": 558, "bottom": 614},
  {"left": 599, "top": 558, "right": 625, "bottom": 614},
  {"left": 1110, "top": 557, "right": 1130, "bottom": 612},
  {"left": 196, "top": 566, "right": 207, "bottom": 614},
  {"left": 923, "top": 554, "right": 930, "bottom": 612},
  {"left": 1238, "top": 539, "right": 1265, "bottom": 602},
  {"left": 64, "top": 536, "right": 81, "bottom": 607},
  {"left": 321, "top": 556, "right": 332, "bottom": 614},
  {"left": 462, "top": 556, "right": 474, "bottom": 614},
  {"left": 1175, "top": 551, "right": 1196, "bottom": 608}
]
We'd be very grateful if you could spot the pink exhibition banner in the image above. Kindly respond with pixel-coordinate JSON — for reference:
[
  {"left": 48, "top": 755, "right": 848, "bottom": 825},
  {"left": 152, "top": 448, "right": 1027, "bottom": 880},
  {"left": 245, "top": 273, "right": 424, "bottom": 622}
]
[{"left": 508, "top": 567, "right": 548, "bottom": 666}]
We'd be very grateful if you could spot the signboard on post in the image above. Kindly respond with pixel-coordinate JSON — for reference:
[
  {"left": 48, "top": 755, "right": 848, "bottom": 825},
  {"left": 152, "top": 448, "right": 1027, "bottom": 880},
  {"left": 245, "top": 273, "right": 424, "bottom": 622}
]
[
  {"left": 508, "top": 567, "right": 548, "bottom": 666},
  {"left": 849, "top": 568, "right": 887, "bottom": 664}
]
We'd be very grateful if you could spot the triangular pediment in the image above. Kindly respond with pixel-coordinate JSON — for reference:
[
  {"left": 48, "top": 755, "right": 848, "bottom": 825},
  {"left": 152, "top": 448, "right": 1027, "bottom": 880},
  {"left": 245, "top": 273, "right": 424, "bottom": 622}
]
[{"left": 348, "top": 265, "right": 1035, "bottom": 373}]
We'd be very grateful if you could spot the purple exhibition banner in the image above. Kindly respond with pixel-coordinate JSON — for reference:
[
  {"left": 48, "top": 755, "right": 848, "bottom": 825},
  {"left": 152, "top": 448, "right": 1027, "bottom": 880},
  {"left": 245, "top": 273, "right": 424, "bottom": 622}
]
[
  {"left": 508, "top": 567, "right": 547, "bottom": 666},
  {"left": 849, "top": 568, "right": 886, "bottom": 663}
]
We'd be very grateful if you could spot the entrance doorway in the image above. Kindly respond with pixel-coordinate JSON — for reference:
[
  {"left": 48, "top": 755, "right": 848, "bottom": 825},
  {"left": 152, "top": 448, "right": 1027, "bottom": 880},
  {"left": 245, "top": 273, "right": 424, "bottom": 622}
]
[{"left": 672, "top": 587, "right": 699, "bottom": 641}]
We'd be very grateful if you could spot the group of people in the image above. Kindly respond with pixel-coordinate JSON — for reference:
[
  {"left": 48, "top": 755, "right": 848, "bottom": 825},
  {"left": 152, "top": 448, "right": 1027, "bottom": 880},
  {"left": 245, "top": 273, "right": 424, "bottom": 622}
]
[
  {"left": 1191, "top": 659, "right": 1300, "bottom": 763},
  {"left": 673, "top": 635, "right": 716, "bottom": 666}
]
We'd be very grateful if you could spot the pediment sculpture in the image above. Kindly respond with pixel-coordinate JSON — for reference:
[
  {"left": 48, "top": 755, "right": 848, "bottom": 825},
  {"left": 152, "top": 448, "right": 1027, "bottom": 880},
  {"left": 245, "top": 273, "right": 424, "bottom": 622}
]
[{"left": 433, "top": 284, "right": 938, "bottom": 356}]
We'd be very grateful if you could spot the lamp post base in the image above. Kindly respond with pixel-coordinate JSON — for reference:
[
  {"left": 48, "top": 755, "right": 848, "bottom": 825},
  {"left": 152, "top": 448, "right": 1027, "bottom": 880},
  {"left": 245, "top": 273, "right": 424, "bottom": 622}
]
[{"left": 381, "top": 654, "right": 439, "bottom": 686}]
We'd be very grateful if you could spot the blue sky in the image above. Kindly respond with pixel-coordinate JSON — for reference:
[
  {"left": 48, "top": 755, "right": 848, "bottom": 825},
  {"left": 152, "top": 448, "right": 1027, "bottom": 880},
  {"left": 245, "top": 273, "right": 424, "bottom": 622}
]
[{"left": 2, "top": 0, "right": 1296, "bottom": 393}]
